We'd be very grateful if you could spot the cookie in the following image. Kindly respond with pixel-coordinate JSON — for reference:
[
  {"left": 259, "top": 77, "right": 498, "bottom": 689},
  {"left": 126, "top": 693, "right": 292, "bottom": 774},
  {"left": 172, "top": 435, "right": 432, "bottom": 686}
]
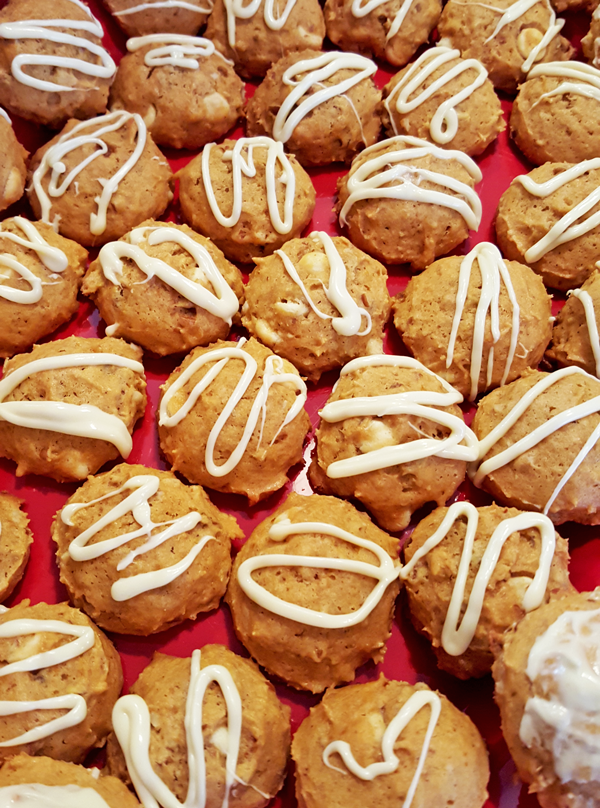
[
  {"left": 0, "top": 111, "right": 26, "bottom": 213},
  {"left": 0, "top": 492, "right": 32, "bottom": 602},
  {"left": 546, "top": 269, "right": 600, "bottom": 377},
  {"left": 241, "top": 232, "right": 390, "bottom": 383},
  {"left": 158, "top": 337, "right": 311, "bottom": 503},
  {"left": 582, "top": 5, "right": 600, "bottom": 69},
  {"left": 101, "top": 0, "right": 212, "bottom": 38},
  {"left": 0, "top": 336, "right": 147, "bottom": 482},
  {"left": 109, "top": 34, "right": 244, "bottom": 150},
  {"left": 227, "top": 491, "right": 400, "bottom": 692},
  {"left": 82, "top": 220, "right": 244, "bottom": 356}
]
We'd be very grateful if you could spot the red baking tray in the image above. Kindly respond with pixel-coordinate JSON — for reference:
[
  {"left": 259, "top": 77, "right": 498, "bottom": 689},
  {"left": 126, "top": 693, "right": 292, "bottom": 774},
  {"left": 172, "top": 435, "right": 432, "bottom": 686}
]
[{"left": 0, "top": 3, "right": 597, "bottom": 806}]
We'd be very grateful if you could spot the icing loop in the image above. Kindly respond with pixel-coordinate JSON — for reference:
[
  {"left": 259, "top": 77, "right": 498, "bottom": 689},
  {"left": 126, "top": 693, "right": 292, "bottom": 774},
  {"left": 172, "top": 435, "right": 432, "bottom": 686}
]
[
  {"left": 568, "top": 288, "right": 600, "bottom": 378},
  {"left": 400, "top": 502, "right": 556, "bottom": 655},
  {"left": 0, "top": 217, "right": 68, "bottom": 305},
  {"left": 0, "top": 784, "right": 111, "bottom": 808},
  {"left": 351, "top": 0, "right": 416, "bottom": 41},
  {"left": 202, "top": 137, "right": 296, "bottom": 235},
  {"left": 159, "top": 341, "right": 307, "bottom": 477},
  {"left": 528, "top": 60, "right": 600, "bottom": 106},
  {"left": 339, "top": 135, "right": 482, "bottom": 229},
  {"left": 126, "top": 34, "right": 228, "bottom": 69},
  {"left": 319, "top": 355, "right": 479, "bottom": 479},
  {"left": 223, "top": 0, "right": 298, "bottom": 48},
  {"left": 0, "top": 0, "right": 116, "bottom": 93},
  {"left": 115, "top": 0, "right": 213, "bottom": 19}
]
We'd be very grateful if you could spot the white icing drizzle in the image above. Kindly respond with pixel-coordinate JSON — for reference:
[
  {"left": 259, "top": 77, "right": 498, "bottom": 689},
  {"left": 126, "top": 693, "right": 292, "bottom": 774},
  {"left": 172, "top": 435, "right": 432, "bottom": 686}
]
[
  {"left": 202, "top": 137, "right": 296, "bottom": 235},
  {"left": 384, "top": 46, "right": 488, "bottom": 144},
  {"left": 0, "top": 618, "right": 95, "bottom": 746},
  {"left": 338, "top": 135, "right": 482, "bottom": 229},
  {"left": 527, "top": 60, "right": 600, "bottom": 106},
  {"left": 0, "top": 217, "right": 68, "bottom": 305},
  {"left": 113, "top": 648, "right": 247, "bottom": 808},
  {"left": 447, "top": 242, "right": 520, "bottom": 401},
  {"left": 319, "top": 355, "right": 479, "bottom": 479},
  {"left": 323, "top": 690, "right": 441, "bottom": 808},
  {"left": 271, "top": 52, "right": 377, "bottom": 144},
  {"left": 31, "top": 111, "right": 148, "bottom": 237},
  {"left": 568, "top": 288, "right": 600, "bottom": 378},
  {"left": 470, "top": 366, "right": 600, "bottom": 514},
  {"left": 514, "top": 158, "right": 600, "bottom": 263},
  {"left": 0, "top": 0, "right": 116, "bottom": 93},
  {"left": 158, "top": 340, "right": 307, "bottom": 477},
  {"left": 274, "top": 231, "right": 371, "bottom": 337},
  {"left": 126, "top": 34, "right": 230, "bottom": 68},
  {"left": 351, "top": 0, "right": 416, "bottom": 42},
  {"left": 400, "top": 502, "right": 555, "bottom": 656},
  {"left": 520, "top": 607, "right": 600, "bottom": 784},
  {"left": 0, "top": 352, "right": 145, "bottom": 457},
  {"left": 0, "top": 108, "right": 10, "bottom": 123},
  {"left": 114, "top": 0, "right": 213, "bottom": 18},
  {"left": 237, "top": 518, "right": 399, "bottom": 628},
  {"left": 223, "top": 0, "right": 298, "bottom": 49},
  {"left": 61, "top": 474, "right": 215, "bottom": 602},
  {"left": 97, "top": 226, "right": 239, "bottom": 325},
  {"left": 0, "top": 784, "right": 111, "bottom": 808}
]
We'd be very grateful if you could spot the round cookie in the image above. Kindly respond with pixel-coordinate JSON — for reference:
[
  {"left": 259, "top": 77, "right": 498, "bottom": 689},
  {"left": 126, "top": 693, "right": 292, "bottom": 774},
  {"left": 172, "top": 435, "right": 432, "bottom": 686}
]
[
  {"left": 0, "top": 492, "right": 32, "bottom": 602},
  {"left": 177, "top": 136, "right": 316, "bottom": 264},
  {"left": 246, "top": 49, "right": 381, "bottom": 167},
  {"left": 492, "top": 589, "right": 600, "bottom": 808},
  {"left": 0, "top": 754, "right": 141, "bottom": 807},
  {"left": 204, "top": 0, "right": 325, "bottom": 78},
  {"left": 495, "top": 160, "right": 600, "bottom": 291},
  {"left": 0, "top": 216, "right": 88, "bottom": 359},
  {"left": 0, "top": 600, "right": 123, "bottom": 764},
  {"left": 437, "top": 0, "right": 574, "bottom": 94},
  {"left": 382, "top": 46, "right": 505, "bottom": 157},
  {"left": 470, "top": 367, "right": 600, "bottom": 525},
  {"left": 336, "top": 135, "right": 482, "bottom": 270},
  {"left": 27, "top": 111, "right": 174, "bottom": 248},
  {"left": 546, "top": 269, "right": 600, "bottom": 377},
  {"left": 52, "top": 464, "right": 243, "bottom": 636},
  {"left": 308, "top": 355, "right": 478, "bottom": 532},
  {"left": 226, "top": 491, "right": 400, "bottom": 693},
  {"left": 158, "top": 337, "right": 311, "bottom": 503},
  {"left": 109, "top": 35, "right": 245, "bottom": 150},
  {"left": 392, "top": 242, "right": 553, "bottom": 401},
  {"left": 82, "top": 220, "right": 244, "bottom": 356},
  {"left": 401, "top": 502, "right": 574, "bottom": 679},
  {"left": 242, "top": 232, "right": 391, "bottom": 383},
  {"left": 0, "top": 112, "right": 26, "bottom": 213},
  {"left": 101, "top": 0, "right": 212, "bottom": 38},
  {"left": 292, "top": 677, "right": 490, "bottom": 808},
  {"left": 582, "top": 5, "right": 600, "bottom": 69},
  {"left": 0, "top": 335, "right": 147, "bottom": 483},
  {"left": 108, "top": 645, "right": 290, "bottom": 808},
  {"left": 0, "top": 0, "right": 116, "bottom": 129},
  {"left": 511, "top": 61, "right": 600, "bottom": 165},
  {"left": 323, "top": 0, "right": 441, "bottom": 68}
]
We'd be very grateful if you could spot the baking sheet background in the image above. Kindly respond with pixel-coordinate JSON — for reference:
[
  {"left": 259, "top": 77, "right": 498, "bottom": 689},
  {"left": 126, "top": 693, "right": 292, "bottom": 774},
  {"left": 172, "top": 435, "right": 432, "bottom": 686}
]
[{"left": 0, "top": 3, "right": 598, "bottom": 806}]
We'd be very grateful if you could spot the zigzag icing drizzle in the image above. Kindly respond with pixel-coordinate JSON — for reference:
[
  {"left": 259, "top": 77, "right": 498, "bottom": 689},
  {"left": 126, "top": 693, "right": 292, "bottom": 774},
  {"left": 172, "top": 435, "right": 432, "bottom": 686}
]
[
  {"left": 351, "top": 0, "right": 416, "bottom": 41},
  {"left": 568, "top": 287, "right": 600, "bottom": 378},
  {"left": 0, "top": 784, "right": 111, "bottom": 808},
  {"left": 223, "top": 0, "right": 298, "bottom": 48},
  {"left": 126, "top": 33, "right": 231, "bottom": 68},
  {"left": 527, "top": 60, "right": 600, "bottom": 105},
  {"left": 0, "top": 217, "right": 68, "bottom": 305}
]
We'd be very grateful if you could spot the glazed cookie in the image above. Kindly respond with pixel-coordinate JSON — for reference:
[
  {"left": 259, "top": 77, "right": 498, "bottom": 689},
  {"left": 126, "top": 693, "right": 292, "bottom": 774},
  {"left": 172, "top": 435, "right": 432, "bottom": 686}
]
[
  {"left": 546, "top": 269, "right": 600, "bottom": 377},
  {"left": 0, "top": 754, "right": 140, "bottom": 807},
  {"left": 158, "top": 337, "right": 311, "bottom": 503},
  {"left": 0, "top": 335, "right": 147, "bottom": 482},
  {"left": 227, "top": 492, "right": 400, "bottom": 692},
  {"left": 204, "top": 0, "right": 325, "bottom": 78},
  {"left": 511, "top": 61, "right": 600, "bottom": 165},
  {"left": 401, "top": 502, "right": 574, "bottom": 679},
  {"left": 27, "top": 111, "right": 174, "bottom": 248},
  {"left": 0, "top": 111, "right": 26, "bottom": 213},
  {"left": 178, "top": 136, "right": 316, "bottom": 264},
  {"left": 0, "top": 600, "right": 123, "bottom": 764},
  {"left": 292, "top": 677, "right": 490, "bottom": 808},
  {"left": 324, "top": 0, "right": 441, "bottom": 68},
  {"left": 470, "top": 367, "right": 600, "bottom": 525},
  {"left": 101, "top": 0, "right": 212, "bottom": 38},
  {"left": 582, "top": 5, "right": 600, "bottom": 69},
  {"left": 0, "top": 492, "right": 32, "bottom": 602},
  {"left": 336, "top": 135, "right": 482, "bottom": 269},
  {"left": 53, "top": 464, "right": 242, "bottom": 636},
  {"left": 246, "top": 49, "right": 381, "bottom": 166},
  {"left": 382, "top": 46, "right": 505, "bottom": 157},
  {"left": 0, "top": 0, "right": 116, "bottom": 128},
  {"left": 242, "top": 232, "right": 391, "bottom": 382},
  {"left": 109, "top": 34, "right": 245, "bottom": 150},
  {"left": 108, "top": 645, "right": 290, "bottom": 808},
  {"left": 437, "top": 0, "right": 574, "bottom": 94},
  {"left": 82, "top": 220, "right": 244, "bottom": 356},
  {"left": 0, "top": 216, "right": 88, "bottom": 359},
  {"left": 495, "top": 159, "right": 600, "bottom": 291},
  {"left": 493, "top": 589, "right": 600, "bottom": 808},
  {"left": 392, "top": 242, "right": 553, "bottom": 401},
  {"left": 309, "top": 355, "right": 478, "bottom": 532}
]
